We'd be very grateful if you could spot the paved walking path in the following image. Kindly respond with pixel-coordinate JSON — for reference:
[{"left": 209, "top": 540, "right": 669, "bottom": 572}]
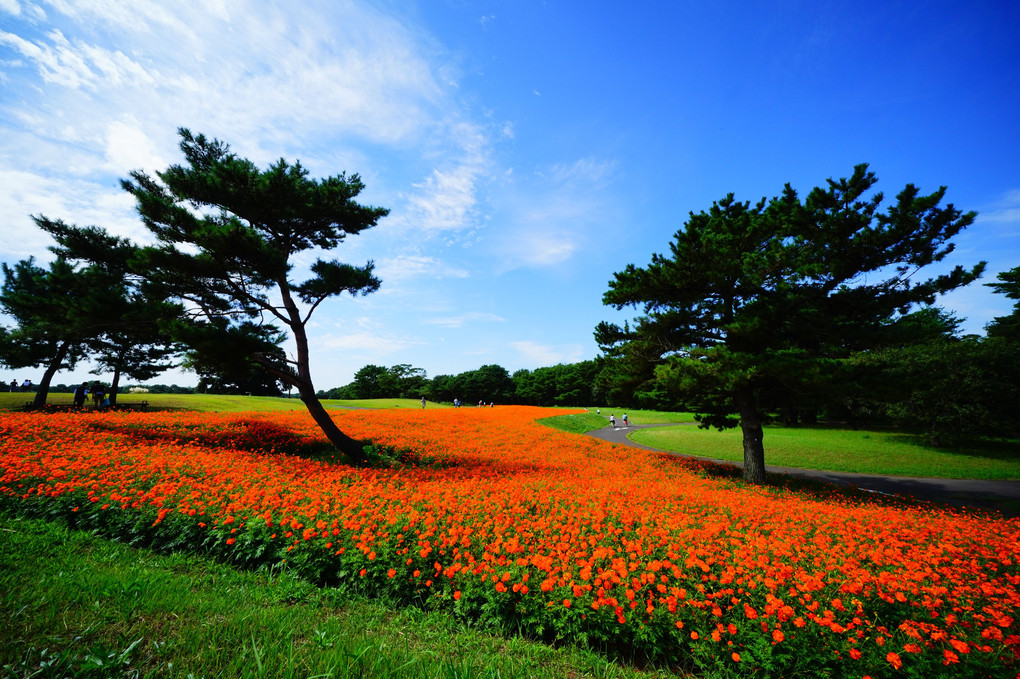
[{"left": 586, "top": 422, "right": 1020, "bottom": 515}]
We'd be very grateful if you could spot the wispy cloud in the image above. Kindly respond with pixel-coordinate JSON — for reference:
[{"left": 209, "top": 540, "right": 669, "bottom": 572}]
[
  {"left": 0, "top": 0, "right": 500, "bottom": 263},
  {"left": 374, "top": 255, "right": 469, "bottom": 284},
  {"left": 489, "top": 156, "right": 618, "bottom": 272},
  {"left": 977, "top": 189, "right": 1020, "bottom": 225},
  {"left": 318, "top": 330, "right": 424, "bottom": 354},
  {"left": 425, "top": 311, "right": 505, "bottom": 328},
  {"left": 510, "top": 340, "right": 584, "bottom": 367}
]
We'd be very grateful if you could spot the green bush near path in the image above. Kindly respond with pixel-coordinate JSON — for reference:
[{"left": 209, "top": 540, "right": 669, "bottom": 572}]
[
  {"left": 0, "top": 516, "right": 676, "bottom": 679},
  {"left": 629, "top": 424, "right": 1020, "bottom": 480}
]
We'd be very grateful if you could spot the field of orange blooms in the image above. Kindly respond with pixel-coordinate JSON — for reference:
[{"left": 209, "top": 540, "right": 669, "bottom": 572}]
[{"left": 1, "top": 406, "right": 1018, "bottom": 678}]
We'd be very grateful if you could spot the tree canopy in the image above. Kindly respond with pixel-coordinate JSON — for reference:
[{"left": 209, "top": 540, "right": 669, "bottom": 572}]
[
  {"left": 598, "top": 165, "right": 985, "bottom": 483},
  {"left": 985, "top": 266, "right": 1020, "bottom": 341}
]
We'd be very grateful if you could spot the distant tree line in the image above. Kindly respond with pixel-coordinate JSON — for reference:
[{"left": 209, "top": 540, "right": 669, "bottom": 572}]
[{"left": 319, "top": 360, "right": 607, "bottom": 407}]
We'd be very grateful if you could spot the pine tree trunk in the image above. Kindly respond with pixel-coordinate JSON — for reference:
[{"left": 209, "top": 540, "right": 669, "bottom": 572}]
[
  {"left": 109, "top": 360, "right": 122, "bottom": 406},
  {"left": 297, "top": 383, "right": 366, "bottom": 463},
  {"left": 33, "top": 342, "right": 70, "bottom": 407},
  {"left": 277, "top": 282, "right": 366, "bottom": 463},
  {"left": 737, "top": 388, "right": 766, "bottom": 485}
]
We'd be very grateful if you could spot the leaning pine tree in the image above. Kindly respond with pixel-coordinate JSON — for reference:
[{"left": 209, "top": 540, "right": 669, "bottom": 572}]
[
  {"left": 598, "top": 165, "right": 985, "bottom": 484},
  {"left": 42, "top": 129, "right": 388, "bottom": 462}
]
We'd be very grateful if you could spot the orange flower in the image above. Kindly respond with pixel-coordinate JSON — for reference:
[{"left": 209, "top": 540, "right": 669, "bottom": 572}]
[{"left": 886, "top": 652, "right": 902, "bottom": 669}]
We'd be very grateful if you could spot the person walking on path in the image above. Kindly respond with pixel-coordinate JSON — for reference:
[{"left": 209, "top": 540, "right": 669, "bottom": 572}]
[
  {"left": 610, "top": 414, "right": 616, "bottom": 429},
  {"left": 622, "top": 413, "right": 629, "bottom": 427}
]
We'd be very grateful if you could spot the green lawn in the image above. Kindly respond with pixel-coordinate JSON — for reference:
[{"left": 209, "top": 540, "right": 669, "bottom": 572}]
[
  {"left": 323, "top": 398, "right": 452, "bottom": 409},
  {"left": 629, "top": 424, "right": 1020, "bottom": 480},
  {"left": 0, "top": 392, "right": 449, "bottom": 413},
  {"left": 591, "top": 408, "right": 699, "bottom": 425},
  {"left": 0, "top": 515, "right": 676, "bottom": 679}
]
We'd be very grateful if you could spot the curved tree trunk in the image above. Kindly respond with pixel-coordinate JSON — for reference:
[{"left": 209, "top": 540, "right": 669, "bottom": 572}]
[
  {"left": 109, "top": 356, "right": 123, "bottom": 405},
  {"left": 298, "top": 385, "right": 366, "bottom": 463},
  {"left": 737, "top": 387, "right": 766, "bottom": 485},
  {"left": 33, "top": 341, "right": 70, "bottom": 407},
  {"left": 277, "top": 280, "right": 366, "bottom": 464}
]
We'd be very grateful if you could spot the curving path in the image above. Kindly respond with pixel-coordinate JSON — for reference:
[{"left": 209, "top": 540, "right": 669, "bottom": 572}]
[{"left": 585, "top": 422, "right": 1020, "bottom": 516}]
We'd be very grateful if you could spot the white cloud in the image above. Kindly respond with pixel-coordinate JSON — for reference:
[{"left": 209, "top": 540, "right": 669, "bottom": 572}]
[
  {"left": 374, "top": 255, "right": 469, "bottom": 284},
  {"left": 488, "top": 156, "right": 618, "bottom": 272},
  {"left": 510, "top": 340, "right": 584, "bottom": 367},
  {"left": 0, "top": 0, "right": 500, "bottom": 268},
  {"left": 404, "top": 164, "right": 481, "bottom": 231},
  {"left": 495, "top": 229, "right": 578, "bottom": 271},
  {"left": 319, "top": 331, "right": 422, "bottom": 354},
  {"left": 425, "top": 311, "right": 505, "bottom": 328},
  {"left": 104, "top": 119, "right": 165, "bottom": 173},
  {"left": 977, "top": 189, "right": 1020, "bottom": 225}
]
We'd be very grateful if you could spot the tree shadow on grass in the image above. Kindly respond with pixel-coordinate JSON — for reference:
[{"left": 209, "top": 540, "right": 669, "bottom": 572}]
[{"left": 87, "top": 416, "right": 469, "bottom": 471}]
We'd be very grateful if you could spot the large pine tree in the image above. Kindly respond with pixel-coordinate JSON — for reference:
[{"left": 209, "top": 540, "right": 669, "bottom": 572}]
[
  {"left": 39, "top": 129, "right": 389, "bottom": 462},
  {"left": 598, "top": 165, "right": 984, "bottom": 484}
]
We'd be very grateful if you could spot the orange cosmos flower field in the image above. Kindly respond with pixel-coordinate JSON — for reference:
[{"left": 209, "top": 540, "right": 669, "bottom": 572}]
[{"left": 1, "top": 406, "right": 1017, "bottom": 678}]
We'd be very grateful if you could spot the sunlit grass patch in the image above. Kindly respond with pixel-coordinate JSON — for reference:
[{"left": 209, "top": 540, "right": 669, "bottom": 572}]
[{"left": 629, "top": 424, "right": 1020, "bottom": 479}]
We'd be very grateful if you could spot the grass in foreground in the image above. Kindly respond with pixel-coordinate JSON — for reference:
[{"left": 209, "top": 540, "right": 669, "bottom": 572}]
[
  {"left": 629, "top": 424, "right": 1020, "bottom": 480},
  {"left": 0, "top": 515, "right": 679, "bottom": 679}
]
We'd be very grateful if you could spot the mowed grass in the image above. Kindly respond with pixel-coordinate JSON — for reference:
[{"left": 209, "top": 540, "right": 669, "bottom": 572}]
[
  {"left": 0, "top": 515, "right": 675, "bottom": 679},
  {"left": 594, "top": 408, "right": 699, "bottom": 425},
  {"left": 629, "top": 424, "right": 1020, "bottom": 480},
  {"left": 324, "top": 398, "right": 452, "bottom": 410},
  {"left": 0, "top": 392, "right": 447, "bottom": 413}
]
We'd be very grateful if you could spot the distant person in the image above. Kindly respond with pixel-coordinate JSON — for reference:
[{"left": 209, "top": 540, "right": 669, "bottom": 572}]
[
  {"left": 73, "top": 382, "right": 89, "bottom": 407},
  {"left": 610, "top": 414, "right": 616, "bottom": 429},
  {"left": 421, "top": 396, "right": 426, "bottom": 409},
  {"left": 8, "top": 379, "right": 16, "bottom": 392},
  {"left": 21, "top": 379, "right": 32, "bottom": 392},
  {"left": 597, "top": 408, "right": 601, "bottom": 415},
  {"left": 622, "top": 413, "right": 629, "bottom": 427},
  {"left": 90, "top": 381, "right": 105, "bottom": 407}
]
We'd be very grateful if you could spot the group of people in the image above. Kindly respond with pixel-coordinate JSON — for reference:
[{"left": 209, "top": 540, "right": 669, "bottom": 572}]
[
  {"left": 73, "top": 381, "right": 109, "bottom": 408},
  {"left": 8, "top": 379, "right": 32, "bottom": 392},
  {"left": 450, "top": 398, "right": 494, "bottom": 408},
  {"left": 609, "top": 412, "right": 629, "bottom": 428}
]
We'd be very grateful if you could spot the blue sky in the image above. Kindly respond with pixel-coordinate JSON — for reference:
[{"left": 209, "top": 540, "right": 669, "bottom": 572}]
[{"left": 1, "top": 0, "right": 1018, "bottom": 390}]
